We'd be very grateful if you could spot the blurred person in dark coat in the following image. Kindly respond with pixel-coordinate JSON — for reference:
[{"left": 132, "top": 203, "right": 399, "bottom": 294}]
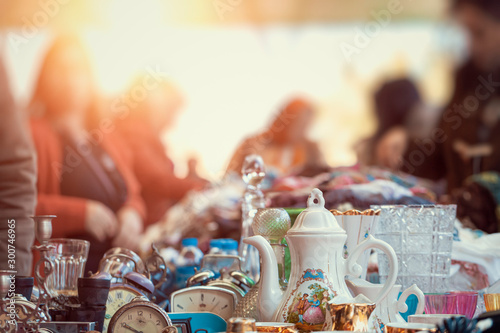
[
  {"left": 0, "top": 52, "right": 37, "bottom": 275},
  {"left": 400, "top": 0, "right": 500, "bottom": 232},
  {"left": 357, "top": 78, "right": 436, "bottom": 171},
  {"left": 404, "top": 0, "right": 500, "bottom": 189}
]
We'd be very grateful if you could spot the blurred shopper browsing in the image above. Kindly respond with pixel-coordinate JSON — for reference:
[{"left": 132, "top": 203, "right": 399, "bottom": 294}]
[
  {"left": 116, "top": 76, "right": 207, "bottom": 226},
  {"left": 29, "top": 36, "right": 146, "bottom": 272}
]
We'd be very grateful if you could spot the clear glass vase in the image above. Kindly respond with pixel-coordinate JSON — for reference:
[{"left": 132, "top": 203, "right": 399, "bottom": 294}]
[{"left": 373, "top": 205, "right": 456, "bottom": 293}]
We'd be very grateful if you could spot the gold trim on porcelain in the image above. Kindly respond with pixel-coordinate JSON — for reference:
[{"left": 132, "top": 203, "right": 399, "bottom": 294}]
[{"left": 330, "top": 209, "right": 381, "bottom": 216}]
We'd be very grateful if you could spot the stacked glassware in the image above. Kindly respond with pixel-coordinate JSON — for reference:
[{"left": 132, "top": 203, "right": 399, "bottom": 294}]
[{"left": 372, "top": 205, "right": 456, "bottom": 293}]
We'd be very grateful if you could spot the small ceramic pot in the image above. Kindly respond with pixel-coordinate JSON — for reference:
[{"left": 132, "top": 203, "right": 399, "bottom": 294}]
[{"left": 77, "top": 277, "right": 111, "bottom": 306}]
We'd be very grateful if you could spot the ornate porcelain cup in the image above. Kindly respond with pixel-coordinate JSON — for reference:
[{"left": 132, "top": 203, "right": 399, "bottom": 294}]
[{"left": 322, "top": 302, "right": 376, "bottom": 331}]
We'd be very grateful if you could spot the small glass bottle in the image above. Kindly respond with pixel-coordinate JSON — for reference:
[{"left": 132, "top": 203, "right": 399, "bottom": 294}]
[
  {"left": 239, "top": 155, "right": 266, "bottom": 282},
  {"left": 208, "top": 239, "right": 223, "bottom": 255},
  {"left": 174, "top": 238, "right": 203, "bottom": 289}
]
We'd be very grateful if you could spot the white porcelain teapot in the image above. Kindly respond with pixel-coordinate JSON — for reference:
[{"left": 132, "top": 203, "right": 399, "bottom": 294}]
[{"left": 244, "top": 188, "right": 398, "bottom": 331}]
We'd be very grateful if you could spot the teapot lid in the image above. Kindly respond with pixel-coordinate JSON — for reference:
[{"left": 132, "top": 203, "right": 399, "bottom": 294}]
[{"left": 288, "top": 188, "right": 344, "bottom": 235}]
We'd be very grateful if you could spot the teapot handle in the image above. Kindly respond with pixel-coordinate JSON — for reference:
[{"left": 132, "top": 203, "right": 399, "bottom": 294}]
[
  {"left": 396, "top": 284, "right": 425, "bottom": 315},
  {"left": 346, "top": 235, "right": 398, "bottom": 304}
]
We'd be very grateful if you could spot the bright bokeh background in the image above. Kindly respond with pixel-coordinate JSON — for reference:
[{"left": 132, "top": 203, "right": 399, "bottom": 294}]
[{"left": 0, "top": 0, "right": 466, "bottom": 178}]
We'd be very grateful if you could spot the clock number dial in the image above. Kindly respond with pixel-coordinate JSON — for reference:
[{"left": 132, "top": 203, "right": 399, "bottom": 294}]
[
  {"left": 102, "top": 285, "right": 144, "bottom": 333},
  {"left": 171, "top": 286, "right": 236, "bottom": 320},
  {"left": 109, "top": 303, "right": 171, "bottom": 333}
]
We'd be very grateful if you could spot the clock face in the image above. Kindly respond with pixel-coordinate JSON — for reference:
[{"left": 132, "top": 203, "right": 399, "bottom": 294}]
[
  {"left": 108, "top": 303, "right": 171, "bottom": 333},
  {"left": 103, "top": 285, "right": 144, "bottom": 333},
  {"left": 171, "top": 286, "right": 236, "bottom": 320}
]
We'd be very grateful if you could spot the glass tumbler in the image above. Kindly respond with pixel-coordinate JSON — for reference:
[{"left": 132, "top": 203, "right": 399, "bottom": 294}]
[
  {"left": 484, "top": 293, "right": 500, "bottom": 312},
  {"left": 448, "top": 291, "right": 478, "bottom": 318},
  {"left": 46, "top": 239, "right": 90, "bottom": 297},
  {"left": 424, "top": 293, "right": 457, "bottom": 315}
]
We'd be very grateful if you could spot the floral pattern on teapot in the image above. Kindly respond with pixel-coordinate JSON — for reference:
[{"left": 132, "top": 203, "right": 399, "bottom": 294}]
[
  {"left": 371, "top": 314, "right": 385, "bottom": 332},
  {"left": 282, "top": 268, "right": 336, "bottom": 331}
]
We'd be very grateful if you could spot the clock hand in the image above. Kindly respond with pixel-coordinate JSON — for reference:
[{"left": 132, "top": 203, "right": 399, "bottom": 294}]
[
  {"left": 209, "top": 300, "right": 221, "bottom": 312},
  {"left": 121, "top": 322, "right": 143, "bottom": 333}
]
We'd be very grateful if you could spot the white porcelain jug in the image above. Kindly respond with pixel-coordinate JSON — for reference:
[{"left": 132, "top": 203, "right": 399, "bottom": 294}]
[{"left": 244, "top": 188, "right": 399, "bottom": 331}]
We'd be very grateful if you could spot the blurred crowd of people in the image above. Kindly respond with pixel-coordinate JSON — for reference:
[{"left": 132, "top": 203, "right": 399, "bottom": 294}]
[{"left": 1, "top": 0, "right": 500, "bottom": 275}]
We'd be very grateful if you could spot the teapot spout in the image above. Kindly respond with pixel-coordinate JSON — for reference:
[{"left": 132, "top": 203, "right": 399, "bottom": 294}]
[{"left": 243, "top": 236, "right": 284, "bottom": 321}]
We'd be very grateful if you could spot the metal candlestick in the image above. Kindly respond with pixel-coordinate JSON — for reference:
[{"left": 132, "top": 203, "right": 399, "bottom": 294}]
[
  {"left": 239, "top": 154, "right": 266, "bottom": 282},
  {"left": 25, "top": 215, "right": 56, "bottom": 330},
  {"left": 0, "top": 216, "right": 55, "bottom": 332},
  {"left": 0, "top": 270, "right": 18, "bottom": 332}
]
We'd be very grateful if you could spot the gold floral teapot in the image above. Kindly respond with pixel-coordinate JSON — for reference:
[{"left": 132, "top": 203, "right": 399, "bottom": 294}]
[{"left": 244, "top": 188, "right": 398, "bottom": 331}]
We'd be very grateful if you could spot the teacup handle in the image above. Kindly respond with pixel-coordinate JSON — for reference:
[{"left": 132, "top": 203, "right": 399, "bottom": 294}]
[
  {"left": 397, "top": 284, "right": 425, "bottom": 315},
  {"left": 346, "top": 235, "right": 398, "bottom": 304}
]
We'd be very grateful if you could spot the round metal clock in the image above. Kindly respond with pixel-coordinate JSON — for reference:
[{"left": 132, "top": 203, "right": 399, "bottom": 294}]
[
  {"left": 170, "top": 285, "right": 239, "bottom": 320},
  {"left": 108, "top": 297, "right": 176, "bottom": 333},
  {"left": 103, "top": 284, "right": 146, "bottom": 333}
]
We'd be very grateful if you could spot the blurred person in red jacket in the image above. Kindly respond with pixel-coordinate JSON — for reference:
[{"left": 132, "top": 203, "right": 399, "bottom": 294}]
[
  {"left": 116, "top": 77, "right": 206, "bottom": 226},
  {"left": 29, "top": 36, "right": 146, "bottom": 272}
]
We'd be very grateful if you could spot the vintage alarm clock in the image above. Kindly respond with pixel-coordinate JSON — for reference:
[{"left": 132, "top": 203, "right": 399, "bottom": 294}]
[
  {"left": 171, "top": 284, "right": 238, "bottom": 321},
  {"left": 96, "top": 245, "right": 168, "bottom": 332},
  {"left": 170, "top": 255, "right": 254, "bottom": 320},
  {"left": 108, "top": 296, "right": 176, "bottom": 333},
  {"left": 96, "top": 245, "right": 167, "bottom": 287},
  {"left": 103, "top": 271, "right": 156, "bottom": 332}
]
